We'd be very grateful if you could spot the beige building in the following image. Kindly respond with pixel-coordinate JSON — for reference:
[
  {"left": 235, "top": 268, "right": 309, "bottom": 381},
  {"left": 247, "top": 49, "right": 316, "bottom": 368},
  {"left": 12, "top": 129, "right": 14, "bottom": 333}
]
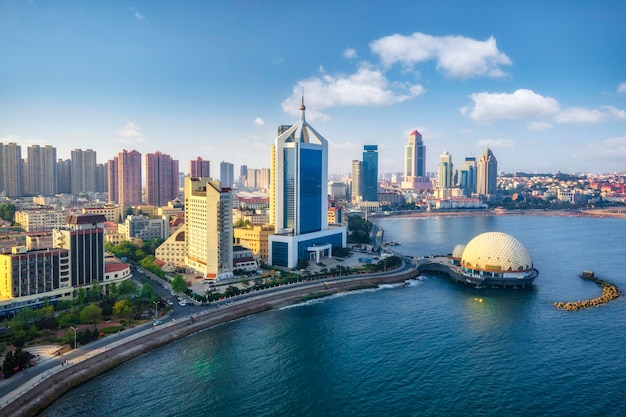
[
  {"left": 155, "top": 227, "right": 187, "bottom": 271},
  {"left": 82, "top": 205, "right": 124, "bottom": 223},
  {"left": 233, "top": 224, "right": 272, "bottom": 261},
  {"left": 184, "top": 177, "right": 233, "bottom": 280},
  {"left": 15, "top": 209, "right": 67, "bottom": 232}
]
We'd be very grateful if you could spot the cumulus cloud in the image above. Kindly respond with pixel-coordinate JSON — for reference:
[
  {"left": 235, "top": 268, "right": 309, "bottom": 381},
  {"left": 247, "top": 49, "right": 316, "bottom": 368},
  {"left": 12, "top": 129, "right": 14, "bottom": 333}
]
[
  {"left": 476, "top": 138, "right": 514, "bottom": 148},
  {"left": 527, "top": 121, "right": 553, "bottom": 131},
  {"left": 461, "top": 89, "right": 560, "bottom": 123},
  {"left": 116, "top": 121, "right": 145, "bottom": 144},
  {"left": 254, "top": 117, "right": 265, "bottom": 127},
  {"left": 618, "top": 83, "right": 626, "bottom": 93},
  {"left": 129, "top": 7, "right": 146, "bottom": 21},
  {"left": 370, "top": 32, "right": 511, "bottom": 79},
  {"left": 281, "top": 66, "right": 424, "bottom": 119},
  {"left": 461, "top": 89, "right": 626, "bottom": 125},
  {"left": 343, "top": 48, "right": 357, "bottom": 59}
]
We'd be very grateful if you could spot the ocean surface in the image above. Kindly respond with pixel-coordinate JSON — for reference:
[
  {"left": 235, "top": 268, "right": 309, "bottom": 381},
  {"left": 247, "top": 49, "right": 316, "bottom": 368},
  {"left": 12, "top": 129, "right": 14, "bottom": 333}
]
[{"left": 41, "top": 215, "right": 626, "bottom": 417}]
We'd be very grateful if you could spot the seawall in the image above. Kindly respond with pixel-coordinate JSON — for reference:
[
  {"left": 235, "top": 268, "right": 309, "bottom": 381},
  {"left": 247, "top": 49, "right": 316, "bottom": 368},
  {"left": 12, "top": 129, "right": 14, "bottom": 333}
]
[{"left": 4, "top": 267, "right": 419, "bottom": 417}]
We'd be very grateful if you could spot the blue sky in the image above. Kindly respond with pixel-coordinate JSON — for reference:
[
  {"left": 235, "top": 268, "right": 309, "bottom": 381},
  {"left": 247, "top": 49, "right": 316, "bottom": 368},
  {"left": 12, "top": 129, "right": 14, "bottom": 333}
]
[{"left": 1, "top": 0, "right": 625, "bottom": 177}]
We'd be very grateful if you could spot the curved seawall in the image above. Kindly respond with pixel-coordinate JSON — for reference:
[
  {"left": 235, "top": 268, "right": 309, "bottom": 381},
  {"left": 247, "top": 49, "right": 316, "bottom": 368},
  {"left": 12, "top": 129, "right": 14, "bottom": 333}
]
[{"left": 4, "top": 267, "right": 419, "bottom": 417}]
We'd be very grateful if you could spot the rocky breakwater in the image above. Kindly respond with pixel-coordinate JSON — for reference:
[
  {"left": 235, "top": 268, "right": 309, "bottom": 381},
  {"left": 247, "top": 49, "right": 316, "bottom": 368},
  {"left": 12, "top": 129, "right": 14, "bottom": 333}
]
[{"left": 554, "top": 271, "right": 621, "bottom": 311}]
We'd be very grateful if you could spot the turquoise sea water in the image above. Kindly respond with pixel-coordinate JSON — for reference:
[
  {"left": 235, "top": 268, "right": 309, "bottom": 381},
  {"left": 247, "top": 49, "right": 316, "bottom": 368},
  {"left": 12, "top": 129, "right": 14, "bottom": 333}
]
[{"left": 41, "top": 215, "right": 626, "bottom": 416}]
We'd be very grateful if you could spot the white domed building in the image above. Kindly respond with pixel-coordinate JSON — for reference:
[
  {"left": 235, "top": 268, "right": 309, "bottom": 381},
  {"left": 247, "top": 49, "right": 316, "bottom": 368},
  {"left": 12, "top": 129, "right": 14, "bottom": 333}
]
[{"left": 418, "top": 231, "right": 538, "bottom": 288}]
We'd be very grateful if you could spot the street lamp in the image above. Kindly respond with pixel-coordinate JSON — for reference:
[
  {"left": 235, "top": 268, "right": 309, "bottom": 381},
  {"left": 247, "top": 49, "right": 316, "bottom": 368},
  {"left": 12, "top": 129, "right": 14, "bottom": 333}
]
[
  {"left": 153, "top": 301, "right": 159, "bottom": 322},
  {"left": 70, "top": 326, "right": 77, "bottom": 350}
]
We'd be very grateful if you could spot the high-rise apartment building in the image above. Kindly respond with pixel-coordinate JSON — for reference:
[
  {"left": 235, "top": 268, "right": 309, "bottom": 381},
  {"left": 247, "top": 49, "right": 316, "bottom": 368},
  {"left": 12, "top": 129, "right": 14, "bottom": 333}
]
[
  {"left": 239, "top": 164, "right": 248, "bottom": 185},
  {"left": 57, "top": 159, "right": 72, "bottom": 194},
  {"left": 220, "top": 161, "right": 234, "bottom": 188},
  {"left": 95, "top": 162, "right": 108, "bottom": 193},
  {"left": 245, "top": 168, "right": 270, "bottom": 190},
  {"left": 117, "top": 149, "right": 142, "bottom": 208},
  {"left": 25, "top": 145, "right": 57, "bottom": 196},
  {"left": 1, "top": 143, "right": 23, "bottom": 197},
  {"left": 351, "top": 160, "right": 362, "bottom": 203},
  {"left": 362, "top": 145, "right": 378, "bottom": 202},
  {"left": 190, "top": 157, "right": 210, "bottom": 178},
  {"left": 146, "top": 151, "right": 179, "bottom": 207},
  {"left": 401, "top": 130, "right": 431, "bottom": 191},
  {"left": 268, "top": 101, "right": 346, "bottom": 268},
  {"left": 71, "top": 149, "right": 97, "bottom": 194},
  {"left": 184, "top": 177, "right": 233, "bottom": 280},
  {"left": 107, "top": 157, "right": 118, "bottom": 203},
  {"left": 477, "top": 148, "right": 498, "bottom": 197}
]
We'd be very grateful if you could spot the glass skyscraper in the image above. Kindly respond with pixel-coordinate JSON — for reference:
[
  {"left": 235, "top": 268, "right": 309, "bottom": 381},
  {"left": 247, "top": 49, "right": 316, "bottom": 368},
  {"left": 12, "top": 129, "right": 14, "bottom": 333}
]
[
  {"left": 362, "top": 145, "right": 378, "bottom": 202},
  {"left": 268, "top": 101, "right": 346, "bottom": 268}
]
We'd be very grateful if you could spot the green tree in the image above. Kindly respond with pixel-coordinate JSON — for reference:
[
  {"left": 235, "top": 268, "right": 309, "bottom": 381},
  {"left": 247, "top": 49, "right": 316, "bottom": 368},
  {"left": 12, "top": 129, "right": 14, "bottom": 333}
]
[
  {"left": 113, "top": 300, "right": 133, "bottom": 320},
  {"left": 140, "top": 283, "right": 158, "bottom": 302},
  {"left": 224, "top": 285, "right": 240, "bottom": 297},
  {"left": 171, "top": 274, "right": 188, "bottom": 294},
  {"left": 296, "top": 259, "right": 309, "bottom": 270},
  {"left": 87, "top": 282, "right": 103, "bottom": 303},
  {"left": 119, "top": 280, "right": 138, "bottom": 296},
  {"left": 2, "top": 351, "right": 16, "bottom": 378},
  {"left": 76, "top": 288, "right": 87, "bottom": 306},
  {"left": 0, "top": 203, "right": 17, "bottom": 222},
  {"left": 80, "top": 303, "right": 103, "bottom": 324}
]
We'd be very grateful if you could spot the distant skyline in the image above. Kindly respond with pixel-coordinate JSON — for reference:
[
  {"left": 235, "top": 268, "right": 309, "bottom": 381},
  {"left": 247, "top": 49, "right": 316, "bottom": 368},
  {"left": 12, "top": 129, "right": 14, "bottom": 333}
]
[{"left": 1, "top": 1, "right": 625, "bottom": 175}]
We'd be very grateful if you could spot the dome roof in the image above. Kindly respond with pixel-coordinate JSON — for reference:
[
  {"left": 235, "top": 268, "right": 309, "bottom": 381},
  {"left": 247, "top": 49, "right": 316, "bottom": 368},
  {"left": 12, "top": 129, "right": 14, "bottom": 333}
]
[
  {"left": 452, "top": 244, "right": 466, "bottom": 259},
  {"left": 461, "top": 232, "right": 533, "bottom": 272}
]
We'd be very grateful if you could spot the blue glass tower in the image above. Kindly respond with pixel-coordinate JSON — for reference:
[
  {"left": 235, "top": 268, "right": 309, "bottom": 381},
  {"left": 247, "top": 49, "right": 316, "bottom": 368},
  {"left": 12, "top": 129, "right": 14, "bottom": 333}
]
[
  {"left": 362, "top": 145, "right": 378, "bottom": 202},
  {"left": 269, "top": 100, "right": 347, "bottom": 268},
  {"left": 272, "top": 101, "right": 328, "bottom": 236}
]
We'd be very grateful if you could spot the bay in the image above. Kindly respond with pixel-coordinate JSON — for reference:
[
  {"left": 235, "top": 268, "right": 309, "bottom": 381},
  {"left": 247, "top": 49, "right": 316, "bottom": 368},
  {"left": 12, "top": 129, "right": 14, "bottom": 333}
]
[{"left": 41, "top": 215, "right": 626, "bottom": 416}]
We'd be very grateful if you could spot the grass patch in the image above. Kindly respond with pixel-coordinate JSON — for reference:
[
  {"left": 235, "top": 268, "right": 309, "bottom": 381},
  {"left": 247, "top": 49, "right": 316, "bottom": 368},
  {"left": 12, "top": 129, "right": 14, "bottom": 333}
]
[{"left": 101, "top": 326, "right": 125, "bottom": 335}]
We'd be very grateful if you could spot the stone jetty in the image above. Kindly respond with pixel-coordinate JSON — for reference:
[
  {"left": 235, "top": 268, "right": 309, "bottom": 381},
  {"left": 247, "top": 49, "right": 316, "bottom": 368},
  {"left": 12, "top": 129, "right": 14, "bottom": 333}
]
[{"left": 554, "top": 271, "right": 621, "bottom": 311}]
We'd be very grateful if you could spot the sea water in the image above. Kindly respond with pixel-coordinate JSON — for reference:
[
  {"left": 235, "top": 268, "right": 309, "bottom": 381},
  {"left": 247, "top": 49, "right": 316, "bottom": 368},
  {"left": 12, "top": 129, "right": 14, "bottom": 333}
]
[{"left": 41, "top": 215, "right": 626, "bottom": 416}]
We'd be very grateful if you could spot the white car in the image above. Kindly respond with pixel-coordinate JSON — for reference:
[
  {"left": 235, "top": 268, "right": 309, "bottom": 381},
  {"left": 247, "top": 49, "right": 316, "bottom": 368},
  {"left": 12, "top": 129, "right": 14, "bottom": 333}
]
[{"left": 179, "top": 301, "right": 187, "bottom": 307}]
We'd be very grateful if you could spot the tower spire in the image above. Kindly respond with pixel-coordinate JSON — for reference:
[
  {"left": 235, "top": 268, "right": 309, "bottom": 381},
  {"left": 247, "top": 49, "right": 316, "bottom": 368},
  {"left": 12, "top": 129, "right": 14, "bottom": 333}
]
[{"left": 300, "top": 88, "right": 306, "bottom": 120}]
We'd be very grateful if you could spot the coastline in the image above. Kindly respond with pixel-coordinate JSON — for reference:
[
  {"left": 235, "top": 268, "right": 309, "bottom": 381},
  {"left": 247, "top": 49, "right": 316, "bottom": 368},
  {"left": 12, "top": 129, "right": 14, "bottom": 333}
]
[
  {"left": 3, "top": 266, "right": 419, "bottom": 417},
  {"left": 386, "top": 208, "right": 626, "bottom": 219}
]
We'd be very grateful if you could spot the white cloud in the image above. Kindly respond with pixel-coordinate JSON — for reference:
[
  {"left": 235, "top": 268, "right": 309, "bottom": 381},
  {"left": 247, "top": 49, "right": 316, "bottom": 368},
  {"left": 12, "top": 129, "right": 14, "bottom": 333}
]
[
  {"left": 618, "top": 83, "right": 626, "bottom": 93},
  {"left": 281, "top": 66, "right": 423, "bottom": 119},
  {"left": 476, "top": 138, "right": 514, "bottom": 148},
  {"left": 370, "top": 32, "right": 511, "bottom": 79},
  {"left": 254, "top": 117, "right": 265, "bottom": 127},
  {"left": 461, "top": 89, "right": 560, "bottom": 123},
  {"left": 527, "top": 121, "right": 553, "bottom": 131},
  {"left": 116, "top": 121, "right": 145, "bottom": 144},
  {"left": 462, "top": 89, "right": 626, "bottom": 125},
  {"left": 129, "top": 7, "right": 146, "bottom": 21},
  {"left": 271, "top": 58, "right": 284, "bottom": 65},
  {"left": 343, "top": 48, "right": 357, "bottom": 59},
  {"left": 554, "top": 106, "right": 626, "bottom": 124}
]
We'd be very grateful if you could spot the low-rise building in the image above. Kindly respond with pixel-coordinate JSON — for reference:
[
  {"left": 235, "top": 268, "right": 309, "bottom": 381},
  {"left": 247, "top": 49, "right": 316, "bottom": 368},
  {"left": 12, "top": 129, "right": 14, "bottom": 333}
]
[{"left": 233, "top": 224, "right": 272, "bottom": 261}]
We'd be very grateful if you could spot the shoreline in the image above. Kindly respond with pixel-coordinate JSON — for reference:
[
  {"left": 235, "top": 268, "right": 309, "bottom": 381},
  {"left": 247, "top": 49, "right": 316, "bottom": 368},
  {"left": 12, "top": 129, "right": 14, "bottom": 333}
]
[
  {"left": 3, "top": 267, "right": 419, "bottom": 417},
  {"left": 382, "top": 208, "right": 626, "bottom": 219}
]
